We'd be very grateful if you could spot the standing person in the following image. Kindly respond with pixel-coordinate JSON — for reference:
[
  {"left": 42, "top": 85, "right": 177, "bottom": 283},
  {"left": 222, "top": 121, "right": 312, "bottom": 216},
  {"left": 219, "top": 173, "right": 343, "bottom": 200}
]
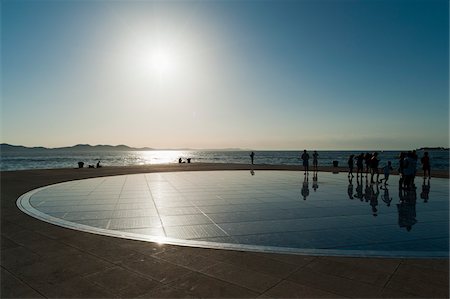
[
  {"left": 356, "top": 153, "right": 364, "bottom": 178},
  {"left": 379, "top": 161, "right": 393, "bottom": 185},
  {"left": 347, "top": 154, "right": 355, "bottom": 177},
  {"left": 312, "top": 150, "right": 319, "bottom": 172},
  {"left": 369, "top": 152, "right": 380, "bottom": 183},
  {"left": 364, "top": 152, "right": 372, "bottom": 176},
  {"left": 301, "top": 150, "right": 310, "bottom": 174},
  {"left": 250, "top": 151, "right": 255, "bottom": 165},
  {"left": 398, "top": 152, "right": 406, "bottom": 187},
  {"left": 421, "top": 152, "right": 431, "bottom": 178},
  {"left": 411, "top": 150, "right": 418, "bottom": 186},
  {"left": 403, "top": 151, "right": 415, "bottom": 189}
]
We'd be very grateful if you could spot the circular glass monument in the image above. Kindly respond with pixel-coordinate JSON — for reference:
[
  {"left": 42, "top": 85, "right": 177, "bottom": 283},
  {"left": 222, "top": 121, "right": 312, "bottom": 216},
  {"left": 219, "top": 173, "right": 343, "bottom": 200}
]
[{"left": 17, "top": 171, "right": 449, "bottom": 258}]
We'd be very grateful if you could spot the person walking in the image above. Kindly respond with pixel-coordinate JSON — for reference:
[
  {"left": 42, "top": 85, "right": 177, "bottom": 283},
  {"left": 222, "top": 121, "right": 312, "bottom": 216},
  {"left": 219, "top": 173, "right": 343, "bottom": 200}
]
[
  {"left": 348, "top": 154, "right": 355, "bottom": 177},
  {"left": 250, "top": 151, "right": 255, "bottom": 165},
  {"left": 369, "top": 152, "right": 380, "bottom": 184},
  {"left": 301, "top": 150, "right": 310, "bottom": 175},
  {"left": 421, "top": 152, "right": 431, "bottom": 178},
  {"left": 379, "top": 161, "right": 393, "bottom": 185},
  {"left": 364, "top": 152, "right": 372, "bottom": 177},
  {"left": 355, "top": 153, "right": 364, "bottom": 178},
  {"left": 312, "top": 150, "right": 319, "bottom": 172}
]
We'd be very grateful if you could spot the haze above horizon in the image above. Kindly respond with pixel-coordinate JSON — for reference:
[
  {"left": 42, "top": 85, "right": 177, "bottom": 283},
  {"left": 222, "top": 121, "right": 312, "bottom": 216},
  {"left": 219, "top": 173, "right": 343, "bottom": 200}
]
[{"left": 2, "top": 0, "right": 448, "bottom": 150}]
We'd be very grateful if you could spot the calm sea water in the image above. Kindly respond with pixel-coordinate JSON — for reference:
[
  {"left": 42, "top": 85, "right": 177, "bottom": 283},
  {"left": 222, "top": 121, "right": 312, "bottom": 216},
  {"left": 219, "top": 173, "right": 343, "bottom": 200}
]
[{"left": 1, "top": 150, "right": 448, "bottom": 172}]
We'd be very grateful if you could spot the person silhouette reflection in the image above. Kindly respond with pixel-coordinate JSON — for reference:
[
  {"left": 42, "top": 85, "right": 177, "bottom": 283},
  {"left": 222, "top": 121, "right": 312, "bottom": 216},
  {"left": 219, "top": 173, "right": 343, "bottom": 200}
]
[
  {"left": 397, "top": 188, "right": 417, "bottom": 231},
  {"left": 250, "top": 169, "right": 255, "bottom": 176},
  {"left": 301, "top": 176, "right": 309, "bottom": 200},
  {"left": 420, "top": 178, "right": 430, "bottom": 203},
  {"left": 364, "top": 177, "right": 371, "bottom": 203},
  {"left": 347, "top": 177, "right": 354, "bottom": 199},
  {"left": 354, "top": 176, "right": 364, "bottom": 201},
  {"left": 369, "top": 183, "right": 380, "bottom": 217},
  {"left": 380, "top": 185, "right": 392, "bottom": 207},
  {"left": 312, "top": 172, "right": 318, "bottom": 192}
]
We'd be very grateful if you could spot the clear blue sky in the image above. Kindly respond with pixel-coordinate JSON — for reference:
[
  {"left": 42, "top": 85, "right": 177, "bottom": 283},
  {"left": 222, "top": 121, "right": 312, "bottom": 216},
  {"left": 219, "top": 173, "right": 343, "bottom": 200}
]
[{"left": 1, "top": 0, "right": 448, "bottom": 150}]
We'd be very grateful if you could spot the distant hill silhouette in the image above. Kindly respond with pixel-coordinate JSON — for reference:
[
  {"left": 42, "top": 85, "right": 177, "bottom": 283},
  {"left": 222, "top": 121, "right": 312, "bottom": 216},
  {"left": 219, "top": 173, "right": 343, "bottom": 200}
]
[
  {"left": 0, "top": 143, "right": 247, "bottom": 152},
  {"left": 0, "top": 143, "right": 154, "bottom": 152}
]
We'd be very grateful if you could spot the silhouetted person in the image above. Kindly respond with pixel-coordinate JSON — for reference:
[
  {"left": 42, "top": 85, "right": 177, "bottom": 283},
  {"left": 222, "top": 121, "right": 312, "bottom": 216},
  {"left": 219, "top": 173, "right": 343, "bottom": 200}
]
[
  {"left": 96, "top": 161, "right": 102, "bottom": 168},
  {"left": 348, "top": 154, "right": 354, "bottom": 177},
  {"left": 301, "top": 176, "right": 309, "bottom": 200},
  {"left": 250, "top": 151, "right": 255, "bottom": 165},
  {"left": 398, "top": 152, "right": 406, "bottom": 187},
  {"left": 420, "top": 177, "right": 430, "bottom": 203},
  {"left": 78, "top": 161, "right": 84, "bottom": 168},
  {"left": 403, "top": 151, "right": 416, "bottom": 189},
  {"left": 369, "top": 152, "right": 379, "bottom": 184},
  {"left": 312, "top": 150, "right": 319, "bottom": 171},
  {"left": 421, "top": 152, "right": 431, "bottom": 178},
  {"left": 356, "top": 153, "right": 364, "bottom": 178},
  {"left": 364, "top": 152, "right": 372, "bottom": 176},
  {"left": 411, "top": 150, "right": 418, "bottom": 186},
  {"left": 301, "top": 150, "right": 310, "bottom": 174},
  {"left": 187, "top": 158, "right": 191, "bottom": 163},
  {"left": 379, "top": 161, "right": 393, "bottom": 185},
  {"left": 178, "top": 158, "right": 182, "bottom": 163}
]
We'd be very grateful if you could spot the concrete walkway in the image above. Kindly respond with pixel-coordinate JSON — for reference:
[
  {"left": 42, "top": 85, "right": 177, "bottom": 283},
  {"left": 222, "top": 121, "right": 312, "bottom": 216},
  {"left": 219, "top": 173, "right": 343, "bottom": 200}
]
[{"left": 2, "top": 164, "right": 449, "bottom": 298}]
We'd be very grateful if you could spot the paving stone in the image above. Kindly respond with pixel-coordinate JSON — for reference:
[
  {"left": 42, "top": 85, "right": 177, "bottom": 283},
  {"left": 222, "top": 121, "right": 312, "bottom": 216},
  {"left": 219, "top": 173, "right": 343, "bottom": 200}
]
[
  {"left": 152, "top": 246, "right": 222, "bottom": 271},
  {"left": 394, "top": 262, "right": 449, "bottom": 287},
  {"left": 85, "top": 266, "right": 160, "bottom": 298},
  {"left": 201, "top": 261, "right": 281, "bottom": 293},
  {"left": 386, "top": 264, "right": 450, "bottom": 298},
  {"left": 0, "top": 268, "right": 45, "bottom": 299},
  {"left": 260, "top": 279, "right": 345, "bottom": 298},
  {"left": 1, "top": 235, "right": 20, "bottom": 250},
  {"left": 214, "top": 250, "right": 300, "bottom": 278},
  {"left": 1, "top": 246, "right": 43, "bottom": 271},
  {"left": 166, "top": 271, "right": 259, "bottom": 298},
  {"left": 11, "top": 259, "right": 79, "bottom": 286},
  {"left": 402, "top": 258, "right": 449, "bottom": 273},
  {"left": 34, "top": 276, "right": 116, "bottom": 298},
  {"left": 304, "top": 257, "right": 392, "bottom": 287},
  {"left": 118, "top": 254, "right": 192, "bottom": 284},
  {"left": 288, "top": 266, "right": 384, "bottom": 298},
  {"left": 137, "top": 284, "right": 197, "bottom": 298}
]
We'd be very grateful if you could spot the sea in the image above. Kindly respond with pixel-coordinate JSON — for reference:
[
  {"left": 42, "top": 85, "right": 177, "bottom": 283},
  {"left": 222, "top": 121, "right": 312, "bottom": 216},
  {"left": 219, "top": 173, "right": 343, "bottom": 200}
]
[{"left": 1, "top": 149, "right": 449, "bottom": 172}]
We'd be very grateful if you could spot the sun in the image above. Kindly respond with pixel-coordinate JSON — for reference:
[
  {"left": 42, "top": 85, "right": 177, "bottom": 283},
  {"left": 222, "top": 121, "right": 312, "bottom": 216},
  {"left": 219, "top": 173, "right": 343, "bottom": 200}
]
[
  {"left": 151, "top": 48, "right": 176, "bottom": 75},
  {"left": 136, "top": 46, "right": 178, "bottom": 78}
]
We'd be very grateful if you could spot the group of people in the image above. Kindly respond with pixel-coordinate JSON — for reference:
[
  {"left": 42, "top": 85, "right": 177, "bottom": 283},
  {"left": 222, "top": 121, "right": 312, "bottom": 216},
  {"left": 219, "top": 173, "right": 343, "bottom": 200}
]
[
  {"left": 300, "top": 150, "right": 319, "bottom": 173},
  {"left": 249, "top": 150, "right": 432, "bottom": 188},
  {"left": 178, "top": 157, "right": 192, "bottom": 163},
  {"left": 77, "top": 160, "right": 101, "bottom": 168},
  {"left": 347, "top": 152, "right": 385, "bottom": 184},
  {"left": 345, "top": 150, "right": 431, "bottom": 189}
]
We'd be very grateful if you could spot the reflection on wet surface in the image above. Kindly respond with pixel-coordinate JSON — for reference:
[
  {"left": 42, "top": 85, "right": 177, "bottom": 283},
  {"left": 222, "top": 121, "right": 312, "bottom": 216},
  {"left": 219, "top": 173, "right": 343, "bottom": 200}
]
[{"left": 18, "top": 171, "right": 449, "bottom": 257}]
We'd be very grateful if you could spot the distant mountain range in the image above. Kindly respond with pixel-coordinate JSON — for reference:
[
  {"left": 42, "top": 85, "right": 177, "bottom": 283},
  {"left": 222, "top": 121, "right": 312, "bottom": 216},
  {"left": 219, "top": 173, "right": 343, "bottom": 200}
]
[
  {"left": 0, "top": 143, "right": 246, "bottom": 152},
  {"left": 0, "top": 143, "right": 154, "bottom": 152}
]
